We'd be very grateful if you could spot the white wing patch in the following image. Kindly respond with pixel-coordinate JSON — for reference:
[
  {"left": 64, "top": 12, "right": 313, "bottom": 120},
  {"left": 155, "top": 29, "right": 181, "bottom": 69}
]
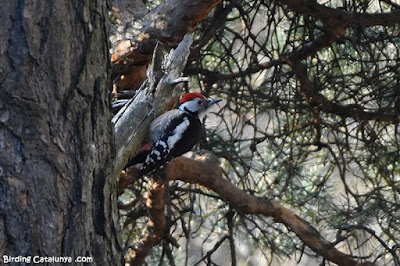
[
  {"left": 153, "top": 149, "right": 162, "bottom": 160},
  {"left": 157, "top": 140, "right": 168, "bottom": 149},
  {"left": 167, "top": 117, "right": 190, "bottom": 148}
]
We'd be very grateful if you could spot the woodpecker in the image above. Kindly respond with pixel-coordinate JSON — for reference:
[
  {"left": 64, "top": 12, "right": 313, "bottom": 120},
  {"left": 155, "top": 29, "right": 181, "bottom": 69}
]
[{"left": 125, "top": 92, "right": 221, "bottom": 177}]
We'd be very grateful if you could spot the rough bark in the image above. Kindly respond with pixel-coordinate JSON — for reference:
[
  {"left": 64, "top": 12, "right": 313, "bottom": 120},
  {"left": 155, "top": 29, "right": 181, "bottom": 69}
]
[{"left": 0, "top": 1, "right": 122, "bottom": 264}]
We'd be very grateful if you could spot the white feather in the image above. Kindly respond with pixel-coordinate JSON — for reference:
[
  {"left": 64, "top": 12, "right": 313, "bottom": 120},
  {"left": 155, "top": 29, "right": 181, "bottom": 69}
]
[
  {"left": 167, "top": 117, "right": 190, "bottom": 148},
  {"left": 179, "top": 97, "right": 205, "bottom": 113},
  {"left": 153, "top": 149, "right": 162, "bottom": 160}
]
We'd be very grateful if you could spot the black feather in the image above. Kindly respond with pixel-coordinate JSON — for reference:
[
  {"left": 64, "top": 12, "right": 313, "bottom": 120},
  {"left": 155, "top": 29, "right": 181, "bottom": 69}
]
[{"left": 126, "top": 112, "right": 202, "bottom": 178}]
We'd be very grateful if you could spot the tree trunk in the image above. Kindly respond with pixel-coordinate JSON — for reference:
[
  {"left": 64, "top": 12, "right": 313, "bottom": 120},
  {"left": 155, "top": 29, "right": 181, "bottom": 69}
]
[{"left": 0, "top": 1, "right": 122, "bottom": 265}]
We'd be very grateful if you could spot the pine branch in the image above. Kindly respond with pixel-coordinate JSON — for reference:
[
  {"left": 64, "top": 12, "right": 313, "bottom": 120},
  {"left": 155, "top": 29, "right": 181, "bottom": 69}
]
[
  {"left": 166, "top": 151, "right": 375, "bottom": 266},
  {"left": 125, "top": 180, "right": 166, "bottom": 265}
]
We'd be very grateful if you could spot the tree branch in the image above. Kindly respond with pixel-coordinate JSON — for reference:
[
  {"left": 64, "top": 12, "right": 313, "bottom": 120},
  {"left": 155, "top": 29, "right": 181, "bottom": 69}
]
[
  {"left": 185, "top": 60, "right": 282, "bottom": 85},
  {"left": 292, "top": 61, "right": 399, "bottom": 123},
  {"left": 164, "top": 151, "right": 375, "bottom": 266},
  {"left": 125, "top": 180, "right": 166, "bottom": 265},
  {"left": 112, "top": 35, "right": 193, "bottom": 178},
  {"left": 278, "top": 0, "right": 400, "bottom": 32},
  {"left": 120, "top": 150, "right": 375, "bottom": 265},
  {"left": 111, "top": 0, "right": 222, "bottom": 91}
]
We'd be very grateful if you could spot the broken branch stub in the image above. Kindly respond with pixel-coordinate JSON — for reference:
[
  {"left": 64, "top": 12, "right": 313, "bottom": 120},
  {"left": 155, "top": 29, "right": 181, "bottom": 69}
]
[{"left": 112, "top": 34, "right": 194, "bottom": 178}]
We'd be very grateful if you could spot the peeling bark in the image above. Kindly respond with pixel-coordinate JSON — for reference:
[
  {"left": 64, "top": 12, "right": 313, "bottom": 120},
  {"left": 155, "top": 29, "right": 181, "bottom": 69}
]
[
  {"left": 111, "top": 0, "right": 222, "bottom": 91},
  {"left": 112, "top": 35, "right": 193, "bottom": 179}
]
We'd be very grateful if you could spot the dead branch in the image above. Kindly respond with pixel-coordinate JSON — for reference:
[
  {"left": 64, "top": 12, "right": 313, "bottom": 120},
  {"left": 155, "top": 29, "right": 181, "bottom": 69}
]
[{"left": 112, "top": 35, "right": 193, "bottom": 178}]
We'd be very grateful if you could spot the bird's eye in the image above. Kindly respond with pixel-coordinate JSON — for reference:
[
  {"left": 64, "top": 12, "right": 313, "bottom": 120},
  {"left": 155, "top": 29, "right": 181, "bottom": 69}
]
[{"left": 197, "top": 100, "right": 202, "bottom": 105}]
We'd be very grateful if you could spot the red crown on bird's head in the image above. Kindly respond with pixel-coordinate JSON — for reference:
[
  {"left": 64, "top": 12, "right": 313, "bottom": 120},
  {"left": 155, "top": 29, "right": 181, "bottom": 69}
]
[{"left": 180, "top": 92, "right": 205, "bottom": 104}]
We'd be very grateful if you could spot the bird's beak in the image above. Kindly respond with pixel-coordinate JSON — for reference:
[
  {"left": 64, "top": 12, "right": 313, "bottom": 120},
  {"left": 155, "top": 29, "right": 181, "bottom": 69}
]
[{"left": 207, "top": 99, "right": 222, "bottom": 108}]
